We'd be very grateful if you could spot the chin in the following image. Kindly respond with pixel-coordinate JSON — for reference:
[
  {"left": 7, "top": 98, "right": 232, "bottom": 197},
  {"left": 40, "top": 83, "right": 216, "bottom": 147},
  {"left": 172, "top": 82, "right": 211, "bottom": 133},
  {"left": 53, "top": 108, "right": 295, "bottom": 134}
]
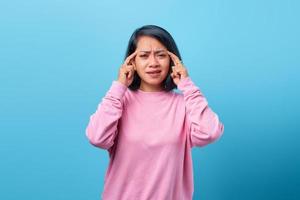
[{"left": 145, "top": 79, "right": 163, "bottom": 85}]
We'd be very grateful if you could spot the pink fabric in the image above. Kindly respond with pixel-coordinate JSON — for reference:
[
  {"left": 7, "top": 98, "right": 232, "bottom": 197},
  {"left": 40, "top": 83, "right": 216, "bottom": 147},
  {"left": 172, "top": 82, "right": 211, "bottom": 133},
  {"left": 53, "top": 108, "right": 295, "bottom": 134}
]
[{"left": 86, "top": 77, "right": 224, "bottom": 200}]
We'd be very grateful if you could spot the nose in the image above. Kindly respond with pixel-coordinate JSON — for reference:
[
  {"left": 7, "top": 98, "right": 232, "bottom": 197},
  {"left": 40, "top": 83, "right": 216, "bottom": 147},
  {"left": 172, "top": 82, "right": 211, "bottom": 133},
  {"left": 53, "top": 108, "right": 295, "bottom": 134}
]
[{"left": 148, "top": 54, "right": 159, "bottom": 67}]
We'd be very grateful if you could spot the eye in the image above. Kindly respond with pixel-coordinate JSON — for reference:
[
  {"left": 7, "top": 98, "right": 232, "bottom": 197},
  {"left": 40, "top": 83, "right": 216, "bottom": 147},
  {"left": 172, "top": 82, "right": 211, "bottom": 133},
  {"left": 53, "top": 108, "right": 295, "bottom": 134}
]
[
  {"left": 139, "top": 55, "right": 147, "bottom": 58},
  {"left": 158, "top": 54, "right": 166, "bottom": 58}
]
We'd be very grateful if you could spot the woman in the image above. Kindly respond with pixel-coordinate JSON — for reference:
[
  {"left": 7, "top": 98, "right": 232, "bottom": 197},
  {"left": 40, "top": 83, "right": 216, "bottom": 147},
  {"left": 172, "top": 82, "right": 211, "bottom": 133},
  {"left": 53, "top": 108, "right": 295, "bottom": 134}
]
[{"left": 86, "top": 25, "right": 224, "bottom": 200}]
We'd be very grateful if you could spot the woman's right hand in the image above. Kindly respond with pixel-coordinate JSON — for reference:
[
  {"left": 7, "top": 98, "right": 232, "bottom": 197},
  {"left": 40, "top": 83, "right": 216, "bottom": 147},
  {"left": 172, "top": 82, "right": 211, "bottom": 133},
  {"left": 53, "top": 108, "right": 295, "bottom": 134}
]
[{"left": 117, "top": 51, "right": 138, "bottom": 87}]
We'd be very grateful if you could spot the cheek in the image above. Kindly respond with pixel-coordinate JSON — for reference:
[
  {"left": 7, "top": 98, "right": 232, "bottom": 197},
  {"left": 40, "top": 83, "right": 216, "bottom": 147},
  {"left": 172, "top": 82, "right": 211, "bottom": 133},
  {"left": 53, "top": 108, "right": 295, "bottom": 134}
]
[
  {"left": 132, "top": 59, "right": 141, "bottom": 72},
  {"left": 161, "top": 58, "right": 170, "bottom": 69},
  {"left": 134, "top": 58, "right": 146, "bottom": 68}
]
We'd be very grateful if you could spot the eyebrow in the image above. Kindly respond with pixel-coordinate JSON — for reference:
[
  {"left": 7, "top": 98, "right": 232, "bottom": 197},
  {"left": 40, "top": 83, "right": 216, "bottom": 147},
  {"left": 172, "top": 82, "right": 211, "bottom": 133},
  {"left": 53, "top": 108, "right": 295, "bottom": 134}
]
[{"left": 139, "top": 50, "right": 167, "bottom": 53}]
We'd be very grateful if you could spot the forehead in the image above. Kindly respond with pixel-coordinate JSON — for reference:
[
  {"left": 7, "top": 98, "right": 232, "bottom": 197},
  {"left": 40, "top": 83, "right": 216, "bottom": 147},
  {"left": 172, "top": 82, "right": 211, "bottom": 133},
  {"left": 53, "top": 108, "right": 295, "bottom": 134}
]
[{"left": 136, "top": 36, "right": 167, "bottom": 51}]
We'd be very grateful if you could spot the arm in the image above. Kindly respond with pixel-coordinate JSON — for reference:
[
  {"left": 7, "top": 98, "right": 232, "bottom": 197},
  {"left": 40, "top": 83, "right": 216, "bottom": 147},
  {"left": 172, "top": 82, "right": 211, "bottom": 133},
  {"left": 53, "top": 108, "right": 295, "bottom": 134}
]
[
  {"left": 85, "top": 81, "right": 127, "bottom": 149},
  {"left": 177, "top": 77, "right": 224, "bottom": 148}
]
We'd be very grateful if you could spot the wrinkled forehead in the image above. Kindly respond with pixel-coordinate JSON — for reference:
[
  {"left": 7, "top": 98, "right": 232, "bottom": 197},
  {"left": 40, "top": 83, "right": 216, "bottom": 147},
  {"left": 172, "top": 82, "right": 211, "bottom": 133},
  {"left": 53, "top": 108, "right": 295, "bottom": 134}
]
[
  {"left": 138, "top": 49, "right": 167, "bottom": 54},
  {"left": 136, "top": 36, "right": 167, "bottom": 52}
]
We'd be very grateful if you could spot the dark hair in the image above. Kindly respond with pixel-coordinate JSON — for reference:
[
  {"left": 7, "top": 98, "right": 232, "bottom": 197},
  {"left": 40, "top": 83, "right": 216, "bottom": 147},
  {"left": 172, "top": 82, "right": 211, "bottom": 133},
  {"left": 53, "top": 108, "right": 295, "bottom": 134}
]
[{"left": 124, "top": 25, "right": 182, "bottom": 92}]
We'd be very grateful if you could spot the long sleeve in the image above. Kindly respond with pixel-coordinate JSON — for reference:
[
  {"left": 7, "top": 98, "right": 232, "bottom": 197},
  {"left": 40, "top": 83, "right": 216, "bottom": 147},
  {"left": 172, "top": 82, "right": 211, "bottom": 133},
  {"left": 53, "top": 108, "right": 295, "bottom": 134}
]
[
  {"left": 85, "top": 81, "right": 127, "bottom": 149},
  {"left": 177, "top": 77, "right": 224, "bottom": 148}
]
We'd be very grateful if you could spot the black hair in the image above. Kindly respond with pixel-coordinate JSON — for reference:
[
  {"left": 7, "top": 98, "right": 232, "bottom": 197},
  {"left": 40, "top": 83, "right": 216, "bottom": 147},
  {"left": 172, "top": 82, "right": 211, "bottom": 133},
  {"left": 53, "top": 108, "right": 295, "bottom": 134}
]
[{"left": 124, "top": 25, "right": 182, "bottom": 92}]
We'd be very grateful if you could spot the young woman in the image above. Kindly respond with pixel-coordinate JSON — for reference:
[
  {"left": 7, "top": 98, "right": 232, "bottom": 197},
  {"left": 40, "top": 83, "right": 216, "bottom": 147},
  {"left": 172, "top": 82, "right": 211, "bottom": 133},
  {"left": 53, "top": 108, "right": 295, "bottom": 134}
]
[{"left": 86, "top": 25, "right": 224, "bottom": 200}]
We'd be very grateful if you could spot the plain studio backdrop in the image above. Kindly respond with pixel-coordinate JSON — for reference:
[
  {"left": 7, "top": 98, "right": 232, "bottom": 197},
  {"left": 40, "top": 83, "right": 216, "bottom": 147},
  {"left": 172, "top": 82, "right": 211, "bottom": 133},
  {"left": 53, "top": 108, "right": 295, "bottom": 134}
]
[{"left": 0, "top": 0, "right": 299, "bottom": 199}]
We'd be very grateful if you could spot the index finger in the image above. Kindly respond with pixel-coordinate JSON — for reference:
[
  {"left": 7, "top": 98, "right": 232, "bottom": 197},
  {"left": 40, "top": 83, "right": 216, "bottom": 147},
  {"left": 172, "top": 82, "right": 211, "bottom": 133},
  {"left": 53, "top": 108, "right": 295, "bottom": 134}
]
[
  {"left": 168, "top": 51, "right": 181, "bottom": 64},
  {"left": 125, "top": 50, "right": 138, "bottom": 65}
]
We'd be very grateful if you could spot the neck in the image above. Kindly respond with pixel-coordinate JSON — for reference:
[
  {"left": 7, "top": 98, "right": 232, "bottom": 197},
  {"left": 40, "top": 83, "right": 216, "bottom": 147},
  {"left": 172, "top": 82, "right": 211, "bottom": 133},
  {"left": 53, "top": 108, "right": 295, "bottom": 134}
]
[{"left": 139, "top": 82, "right": 163, "bottom": 92}]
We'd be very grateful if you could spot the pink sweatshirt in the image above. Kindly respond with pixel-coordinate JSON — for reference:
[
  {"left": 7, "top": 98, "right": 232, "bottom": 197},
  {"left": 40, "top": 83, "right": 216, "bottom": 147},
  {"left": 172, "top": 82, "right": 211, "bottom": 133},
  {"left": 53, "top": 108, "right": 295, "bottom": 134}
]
[{"left": 86, "top": 76, "right": 224, "bottom": 200}]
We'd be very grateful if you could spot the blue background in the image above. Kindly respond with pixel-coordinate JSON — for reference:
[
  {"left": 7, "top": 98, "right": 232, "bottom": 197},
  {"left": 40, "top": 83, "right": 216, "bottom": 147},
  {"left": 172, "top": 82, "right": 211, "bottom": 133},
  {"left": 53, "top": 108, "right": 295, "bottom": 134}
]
[{"left": 1, "top": 0, "right": 299, "bottom": 199}]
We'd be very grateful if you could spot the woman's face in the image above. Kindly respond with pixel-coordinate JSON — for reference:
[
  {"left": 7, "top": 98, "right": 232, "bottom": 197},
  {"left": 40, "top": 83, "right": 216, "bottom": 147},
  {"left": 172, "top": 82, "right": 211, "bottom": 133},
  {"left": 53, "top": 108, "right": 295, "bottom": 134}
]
[{"left": 133, "top": 36, "right": 170, "bottom": 91}]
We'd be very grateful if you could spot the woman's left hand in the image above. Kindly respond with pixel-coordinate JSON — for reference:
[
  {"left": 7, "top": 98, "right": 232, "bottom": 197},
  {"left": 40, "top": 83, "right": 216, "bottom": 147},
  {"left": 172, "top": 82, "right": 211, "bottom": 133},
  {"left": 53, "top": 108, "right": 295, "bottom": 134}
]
[{"left": 167, "top": 51, "right": 189, "bottom": 85}]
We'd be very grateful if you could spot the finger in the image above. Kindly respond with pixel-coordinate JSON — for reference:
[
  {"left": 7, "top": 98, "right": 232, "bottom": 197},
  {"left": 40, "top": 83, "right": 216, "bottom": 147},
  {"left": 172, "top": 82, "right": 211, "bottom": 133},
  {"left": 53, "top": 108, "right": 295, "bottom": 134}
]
[
  {"left": 128, "top": 70, "right": 132, "bottom": 79},
  {"left": 167, "top": 51, "right": 177, "bottom": 65},
  {"left": 167, "top": 51, "right": 181, "bottom": 65},
  {"left": 126, "top": 65, "right": 134, "bottom": 74},
  {"left": 122, "top": 68, "right": 128, "bottom": 76},
  {"left": 168, "top": 52, "right": 184, "bottom": 70},
  {"left": 170, "top": 72, "right": 174, "bottom": 79},
  {"left": 170, "top": 71, "right": 176, "bottom": 78},
  {"left": 125, "top": 50, "right": 138, "bottom": 65},
  {"left": 172, "top": 66, "right": 180, "bottom": 74},
  {"left": 129, "top": 68, "right": 135, "bottom": 79},
  {"left": 126, "top": 67, "right": 134, "bottom": 79}
]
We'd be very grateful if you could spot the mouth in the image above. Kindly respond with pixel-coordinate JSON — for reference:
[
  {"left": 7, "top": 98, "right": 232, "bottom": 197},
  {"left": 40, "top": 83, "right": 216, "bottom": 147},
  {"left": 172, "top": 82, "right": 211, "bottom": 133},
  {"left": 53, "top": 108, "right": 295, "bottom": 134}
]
[
  {"left": 146, "top": 70, "right": 161, "bottom": 78},
  {"left": 146, "top": 70, "right": 161, "bottom": 74}
]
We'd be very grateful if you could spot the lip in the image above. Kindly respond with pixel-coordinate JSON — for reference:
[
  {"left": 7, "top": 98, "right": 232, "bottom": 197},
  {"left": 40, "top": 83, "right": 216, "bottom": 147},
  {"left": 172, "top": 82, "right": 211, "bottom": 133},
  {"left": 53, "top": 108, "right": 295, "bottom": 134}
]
[
  {"left": 146, "top": 70, "right": 161, "bottom": 74},
  {"left": 146, "top": 70, "right": 161, "bottom": 78}
]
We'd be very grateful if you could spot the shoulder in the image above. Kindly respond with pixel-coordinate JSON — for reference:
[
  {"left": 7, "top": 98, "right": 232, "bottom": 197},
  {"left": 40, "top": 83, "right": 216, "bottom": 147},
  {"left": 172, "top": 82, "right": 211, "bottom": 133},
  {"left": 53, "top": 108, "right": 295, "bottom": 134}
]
[
  {"left": 172, "top": 89, "right": 184, "bottom": 101},
  {"left": 167, "top": 89, "right": 185, "bottom": 107}
]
